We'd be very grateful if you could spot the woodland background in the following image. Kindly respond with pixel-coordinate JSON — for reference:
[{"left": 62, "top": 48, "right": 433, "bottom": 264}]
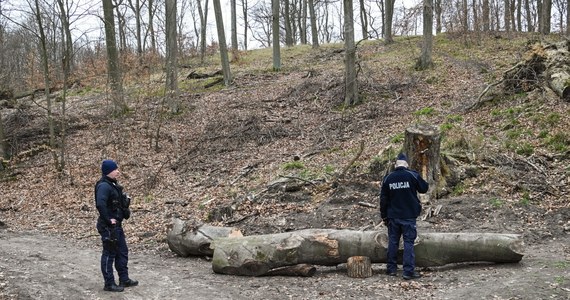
[{"left": 0, "top": 0, "right": 569, "bottom": 298}]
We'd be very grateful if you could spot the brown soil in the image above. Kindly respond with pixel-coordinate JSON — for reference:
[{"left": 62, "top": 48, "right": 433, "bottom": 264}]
[{"left": 1, "top": 34, "right": 570, "bottom": 299}]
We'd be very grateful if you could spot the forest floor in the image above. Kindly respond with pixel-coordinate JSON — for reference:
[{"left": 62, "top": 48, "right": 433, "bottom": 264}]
[{"left": 1, "top": 33, "right": 570, "bottom": 299}]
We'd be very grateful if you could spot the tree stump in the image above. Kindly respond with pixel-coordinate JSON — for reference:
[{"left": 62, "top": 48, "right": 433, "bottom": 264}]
[
  {"left": 403, "top": 123, "right": 441, "bottom": 204},
  {"left": 347, "top": 256, "right": 373, "bottom": 278}
]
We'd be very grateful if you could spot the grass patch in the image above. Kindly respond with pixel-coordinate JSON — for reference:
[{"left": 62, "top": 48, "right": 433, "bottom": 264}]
[
  {"left": 490, "top": 198, "right": 504, "bottom": 208},
  {"left": 282, "top": 161, "right": 305, "bottom": 170}
]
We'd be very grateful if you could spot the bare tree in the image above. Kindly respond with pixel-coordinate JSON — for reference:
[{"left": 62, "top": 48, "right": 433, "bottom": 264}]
[
  {"left": 272, "top": 0, "right": 281, "bottom": 71},
  {"left": 417, "top": 0, "right": 433, "bottom": 70},
  {"left": 482, "top": 0, "right": 490, "bottom": 31},
  {"left": 343, "top": 0, "right": 358, "bottom": 106},
  {"left": 126, "top": 0, "right": 143, "bottom": 63},
  {"left": 384, "top": 0, "right": 394, "bottom": 43},
  {"left": 165, "top": 0, "right": 178, "bottom": 113},
  {"left": 231, "top": 0, "right": 238, "bottom": 51},
  {"left": 541, "top": 0, "right": 551, "bottom": 34},
  {"left": 299, "top": 0, "right": 307, "bottom": 44},
  {"left": 284, "top": 0, "right": 294, "bottom": 46},
  {"left": 435, "top": 0, "right": 442, "bottom": 33},
  {"left": 241, "top": 0, "right": 249, "bottom": 50},
  {"left": 213, "top": 0, "right": 232, "bottom": 85},
  {"left": 103, "top": 0, "right": 127, "bottom": 114},
  {"left": 308, "top": 0, "right": 319, "bottom": 48},
  {"left": 524, "top": 0, "right": 534, "bottom": 31},
  {"left": 197, "top": 0, "right": 209, "bottom": 63},
  {"left": 32, "top": 0, "right": 60, "bottom": 171},
  {"left": 148, "top": 0, "right": 157, "bottom": 53},
  {"left": 359, "top": 0, "right": 368, "bottom": 39}
]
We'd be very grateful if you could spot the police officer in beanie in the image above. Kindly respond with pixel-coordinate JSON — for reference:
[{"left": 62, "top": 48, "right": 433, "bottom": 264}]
[
  {"left": 380, "top": 153, "right": 429, "bottom": 280},
  {"left": 95, "top": 159, "right": 138, "bottom": 292}
]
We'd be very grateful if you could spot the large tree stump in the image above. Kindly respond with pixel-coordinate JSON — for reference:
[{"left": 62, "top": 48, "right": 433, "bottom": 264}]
[
  {"left": 403, "top": 123, "right": 441, "bottom": 204},
  {"left": 210, "top": 229, "right": 523, "bottom": 276},
  {"left": 347, "top": 256, "right": 373, "bottom": 278},
  {"left": 167, "top": 218, "right": 242, "bottom": 257}
]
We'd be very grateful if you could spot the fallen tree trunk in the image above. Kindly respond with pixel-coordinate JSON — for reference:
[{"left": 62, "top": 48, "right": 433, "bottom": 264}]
[
  {"left": 167, "top": 218, "right": 242, "bottom": 257},
  {"left": 210, "top": 229, "right": 523, "bottom": 276}
]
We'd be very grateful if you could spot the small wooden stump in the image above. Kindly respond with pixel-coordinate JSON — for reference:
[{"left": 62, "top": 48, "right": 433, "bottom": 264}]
[{"left": 347, "top": 256, "right": 373, "bottom": 278}]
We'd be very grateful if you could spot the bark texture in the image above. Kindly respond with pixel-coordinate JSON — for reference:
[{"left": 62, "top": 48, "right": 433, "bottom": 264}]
[
  {"left": 403, "top": 123, "right": 441, "bottom": 204},
  {"left": 210, "top": 229, "right": 523, "bottom": 276},
  {"left": 167, "top": 218, "right": 242, "bottom": 257}
]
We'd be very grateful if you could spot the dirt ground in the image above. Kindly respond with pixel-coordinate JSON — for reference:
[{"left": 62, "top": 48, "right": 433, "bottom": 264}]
[
  {"left": 1, "top": 194, "right": 569, "bottom": 300},
  {"left": 1, "top": 36, "right": 570, "bottom": 299}
]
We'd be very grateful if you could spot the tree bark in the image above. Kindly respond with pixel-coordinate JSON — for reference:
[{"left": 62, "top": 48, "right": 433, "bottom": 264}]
[
  {"left": 165, "top": 0, "right": 179, "bottom": 113},
  {"left": 272, "top": 0, "right": 281, "bottom": 71},
  {"left": 384, "top": 0, "right": 394, "bottom": 43},
  {"left": 417, "top": 0, "right": 434, "bottom": 70},
  {"left": 212, "top": 0, "right": 232, "bottom": 86},
  {"left": 343, "top": 0, "right": 359, "bottom": 106},
  {"left": 167, "top": 218, "right": 243, "bottom": 257},
  {"left": 210, "top": 229, "right": 523, "bottom": 276},
  {"left": 403, "top": 124, "right": 441, "bottom": 204},
  {"left": 102, "top": 0, "right": 126, "bottom": 115},
  {"left": 308, "top": 0, "right": 319, "bottom": 48}
]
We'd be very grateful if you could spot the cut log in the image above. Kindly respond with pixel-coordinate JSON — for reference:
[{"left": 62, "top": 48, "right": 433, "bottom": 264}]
[
  {"left": 211, "top": 228, "right": 523, "bottom": 276},
  {"left": 167, "top": 218, "right": 242, "bottom": 257},
  {"left": 347, "top": 256, "right": 373, "bottom": 278},
  {"left": 264, "top": 264, "right": 316, "bottom": 277},
  {"left": 403, "top": 123, "right": 441, "bottom": 204}
]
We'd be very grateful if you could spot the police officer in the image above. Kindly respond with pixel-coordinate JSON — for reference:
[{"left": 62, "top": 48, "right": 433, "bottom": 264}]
[
  {"left": 380, "top": 153, "right": 429, "bottom": 280},
  {"left": 95, "top": 159, "right": 138, "bottom": 292}
]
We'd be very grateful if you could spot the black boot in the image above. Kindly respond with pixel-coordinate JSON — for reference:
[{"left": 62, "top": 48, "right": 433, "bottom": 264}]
[
  {"left": 119, "top": 279, "right": 139, "bottom": 287},
  {"left": 104, "top": 283, "right": 124, "bottom": 292}
]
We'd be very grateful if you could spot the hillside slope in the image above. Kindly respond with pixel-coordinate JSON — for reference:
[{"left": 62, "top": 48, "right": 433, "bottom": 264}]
[{"left": 0, "top": 33, "right": 569, "bottom": 250}]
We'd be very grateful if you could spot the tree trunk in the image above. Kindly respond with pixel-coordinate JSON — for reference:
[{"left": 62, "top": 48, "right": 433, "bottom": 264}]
[
  {"left": 308, "top": 0, "right": 319, "bottom": 48},
  {"left": 359, "top": 0, "right": 368, "bottom": 40},
  {"left": 541, "top": 0, "right": 551, "bottom": 34},
  {"left": 384, "top": 0, "right": 394, "bottom": 43},
  {"left": 403, "top": 124, "right": 441, "bottom": 204},
  {"left": 102, "top": 0, "right": 126, "bottom": 115},
  {"left": 167, "top": 219, "right": 243, "bottom": 257},
  {"left": 165, "top": 0, "right": 179, "bottom": 113},
  {"left": 198, "top": 0, "right": 208, "bottom": 64},
  {"left": 213, "top": 0, "right": 232, "bottom": 86},
  {"left": 0, "top": 109, "right": 6, "bottom": 165},
  {"left": 272, "top": 0, "right": 281, "bottom": 71},
  {"left": 284, "top": 0, "right": 294, "bottom": 46},
  {"left": 347, "top": 256, "right": 372, "bottom": 278},
  {"left": 231, "top": 0, "right": 238, "bottom": 51},
  {"left": 210, "top": 229, "right": 523, "bottom": 276},
  {"left": 344, "top": 0, "right": 359, "bottom": 106},
  {"left": 417, "top": 0, "right": 434, "bottom": 70},
  {"left": 435, "top": 0, "right": 442, "bottom": 33}
]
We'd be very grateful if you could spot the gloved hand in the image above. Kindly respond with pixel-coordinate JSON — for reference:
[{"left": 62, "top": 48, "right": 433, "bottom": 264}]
[{"left": 382, "top": 218, "right": 390, "bottom": 226}]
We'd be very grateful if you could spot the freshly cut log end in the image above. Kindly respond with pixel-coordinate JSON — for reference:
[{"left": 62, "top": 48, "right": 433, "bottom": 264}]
[{"left": 347, "top": 256, "right": 373, "bottom": 278}]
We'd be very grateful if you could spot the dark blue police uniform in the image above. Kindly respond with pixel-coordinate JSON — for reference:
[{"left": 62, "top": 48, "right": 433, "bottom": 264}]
[{"left": 380, "top": 155, "right": 429, "bottom": 279}]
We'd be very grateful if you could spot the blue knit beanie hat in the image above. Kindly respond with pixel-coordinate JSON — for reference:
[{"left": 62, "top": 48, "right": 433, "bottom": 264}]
[
  {"left": 397, "top": 153, "right": 408, "bottom": 162},
  {"left": 101, "top": 159, "right": 118, "bottom": 175}
]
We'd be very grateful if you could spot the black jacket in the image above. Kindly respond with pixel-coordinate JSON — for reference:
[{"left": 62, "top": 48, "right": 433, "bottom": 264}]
[
  {"left": 380, "top": 167, "right": 429, "bottom": 219},
  {"left": 95, "top": 176, "right": 130, "bottom": 226}
]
